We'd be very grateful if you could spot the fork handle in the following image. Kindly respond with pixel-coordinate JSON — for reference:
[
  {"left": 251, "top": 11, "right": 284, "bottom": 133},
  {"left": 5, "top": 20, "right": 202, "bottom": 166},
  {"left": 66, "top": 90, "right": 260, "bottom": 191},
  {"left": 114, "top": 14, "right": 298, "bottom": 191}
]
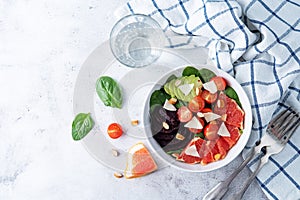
[
  {"left": 229, "top": 154, "right": 270, "bottom": 200},
  {"left": 202, "top": 147, "right": 256, "bottom": 200}
]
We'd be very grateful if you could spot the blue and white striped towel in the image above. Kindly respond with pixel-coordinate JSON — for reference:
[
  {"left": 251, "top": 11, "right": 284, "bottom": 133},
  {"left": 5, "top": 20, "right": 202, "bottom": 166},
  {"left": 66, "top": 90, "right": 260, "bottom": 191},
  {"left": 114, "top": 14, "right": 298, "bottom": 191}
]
[{"left": 115, "top": 0, "right": 300, "bottom": 199}]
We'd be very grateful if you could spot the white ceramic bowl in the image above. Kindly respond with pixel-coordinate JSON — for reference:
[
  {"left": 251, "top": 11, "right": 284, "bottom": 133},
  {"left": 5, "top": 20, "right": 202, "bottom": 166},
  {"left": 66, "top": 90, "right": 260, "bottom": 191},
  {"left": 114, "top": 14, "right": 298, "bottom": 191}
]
[{"left": 144, "top": 65, "right": 252, "bottom": 172}]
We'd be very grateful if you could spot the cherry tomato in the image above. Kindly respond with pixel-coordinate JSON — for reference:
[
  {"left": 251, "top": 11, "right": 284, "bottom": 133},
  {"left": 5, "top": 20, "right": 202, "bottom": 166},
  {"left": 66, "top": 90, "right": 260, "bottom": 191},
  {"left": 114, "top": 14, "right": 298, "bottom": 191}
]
[
  {"left": 188, "top": 96, "right": 205, "bottom": 113},
  {"left": 204, "top": 121, "right": 220, "bottom": 140},
  {"left": 201, "top": 90, "right": 218, "bottom": 104},
  {"left": 211, "top": 76, "right": 227, "bottom": 91},
  {"left": 177, "top": 106, "right": 193, "bottom": 122},
  {"left": 189, "top": 118, "right": 205, "bottom": 133},
  {"left": 107, "top": 123, "right": 123, "bottom": 139}
]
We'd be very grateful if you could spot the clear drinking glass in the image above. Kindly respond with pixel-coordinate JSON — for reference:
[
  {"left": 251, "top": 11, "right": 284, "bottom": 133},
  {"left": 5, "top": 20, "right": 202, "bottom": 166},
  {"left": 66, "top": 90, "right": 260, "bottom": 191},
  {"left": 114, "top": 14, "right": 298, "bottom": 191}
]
[{"left": 110, "top": 14, "right": 165, "bottom": 68}]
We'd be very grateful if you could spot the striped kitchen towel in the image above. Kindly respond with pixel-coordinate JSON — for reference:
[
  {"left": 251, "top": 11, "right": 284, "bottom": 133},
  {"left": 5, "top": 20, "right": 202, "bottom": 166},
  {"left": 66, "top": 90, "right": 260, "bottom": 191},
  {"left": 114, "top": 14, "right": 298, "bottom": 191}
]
[{"left": 115, "top": 0, "right": 300, "bottom": 199}]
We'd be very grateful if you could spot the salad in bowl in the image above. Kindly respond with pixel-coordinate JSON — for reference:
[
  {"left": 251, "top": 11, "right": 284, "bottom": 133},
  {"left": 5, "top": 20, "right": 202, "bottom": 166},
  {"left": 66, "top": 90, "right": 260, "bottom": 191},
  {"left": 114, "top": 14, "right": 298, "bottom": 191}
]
[{"left": 145, "top": 66, "right": 252, "bottom": 172}]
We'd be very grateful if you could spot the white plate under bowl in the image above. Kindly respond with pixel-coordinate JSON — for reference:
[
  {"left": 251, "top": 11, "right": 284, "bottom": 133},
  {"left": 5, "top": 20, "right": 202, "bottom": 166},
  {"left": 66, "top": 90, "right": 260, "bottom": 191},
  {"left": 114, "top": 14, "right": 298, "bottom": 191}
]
[
  {"left": 73, "top": 40, "right": 210, "bottom": 171},
  {"left": 143, "top": 66, "right": 252, "bottom": 172}
]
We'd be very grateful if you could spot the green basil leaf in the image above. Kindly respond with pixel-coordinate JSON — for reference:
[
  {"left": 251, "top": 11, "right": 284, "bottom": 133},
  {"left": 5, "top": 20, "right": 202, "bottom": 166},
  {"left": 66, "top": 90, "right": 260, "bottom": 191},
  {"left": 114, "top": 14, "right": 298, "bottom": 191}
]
[
  {"left": 182, "top": 66, "right": 200, "bottom": 77},
  {"left": 150, "top": 89, "right": 171, "bottom": 110},
  {"left": 96, "top": 76, "right": 122, "bottom": 109},
  {"left": 198, "top": 68, "right": 216, "bottom": 83},
  {"left": 72, "top": 113, "right": 94, "bottom": 141},
  {"left": 224, "top": 86, "right": 242, "bottom": 108}
]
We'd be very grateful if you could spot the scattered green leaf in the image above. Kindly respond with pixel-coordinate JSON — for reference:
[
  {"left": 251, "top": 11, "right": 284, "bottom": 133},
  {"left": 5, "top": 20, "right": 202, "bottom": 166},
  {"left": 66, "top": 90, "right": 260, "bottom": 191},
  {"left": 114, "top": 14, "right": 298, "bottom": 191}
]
[
  {"left": 96, "top": 76, "right": 122, "bottom": 109},
  {"left": 72, "top": 113, "right": 94, "bottom": 141}
]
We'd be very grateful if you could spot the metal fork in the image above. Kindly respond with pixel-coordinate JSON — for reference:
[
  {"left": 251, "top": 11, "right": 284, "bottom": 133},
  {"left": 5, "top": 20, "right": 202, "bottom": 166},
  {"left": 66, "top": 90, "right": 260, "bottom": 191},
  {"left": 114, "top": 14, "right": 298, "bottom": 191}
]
[{"left": 203, "top": 108, "right": 300, "bottom": 200}]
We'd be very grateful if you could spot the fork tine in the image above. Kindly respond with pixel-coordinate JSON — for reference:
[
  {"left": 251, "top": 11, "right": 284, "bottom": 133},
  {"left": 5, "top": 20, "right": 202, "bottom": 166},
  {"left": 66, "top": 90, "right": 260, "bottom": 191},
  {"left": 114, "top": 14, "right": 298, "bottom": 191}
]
[
  {"left": 269, "top": 109, "right": 291, "bottom": 137},
  {"left": 280, "top": 114, "right": 300, "bottom": 140},
  {"left": 277, "top": 111, "right": 297, "bottom": 135},
  {"left": 269, "top": 109, "right": 289, "bottom": 126},
  {"left": 282, "top": 118, "right": 300, "bottom": 144}
]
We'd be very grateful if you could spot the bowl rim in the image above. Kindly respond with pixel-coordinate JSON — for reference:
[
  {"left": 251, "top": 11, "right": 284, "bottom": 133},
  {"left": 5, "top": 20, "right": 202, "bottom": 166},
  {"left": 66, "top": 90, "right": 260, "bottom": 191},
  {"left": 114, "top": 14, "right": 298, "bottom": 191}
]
[{"left": 143, "top": 64, "right": 253, "bottom": 172}]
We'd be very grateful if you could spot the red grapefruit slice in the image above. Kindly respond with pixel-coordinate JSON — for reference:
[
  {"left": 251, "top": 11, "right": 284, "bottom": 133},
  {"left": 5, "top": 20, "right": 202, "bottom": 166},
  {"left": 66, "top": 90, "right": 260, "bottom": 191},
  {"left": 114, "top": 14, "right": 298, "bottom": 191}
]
[
  {"left": 195, "top": 137, "right": 207, "bottom": 158},
  {"left": 214, "top": 92, "right": 244, "bottom": 129},
  {"left": 177, "top": 124, "right": 241, "bottom": 165},
  {"left": 177, "top": 138, "right": 202, "bottom": 164},
  {"left": 221, "top": 124, "right": 241, "bottom": 148},
  {"left": 200, "top": 140, "right": 218, "bottom": 165},
  {"left": 124, "top": 143, "right": 157, "bottom": 179},
  {"left": 215, "top": 137, "right": 230, "bottom": 159}
]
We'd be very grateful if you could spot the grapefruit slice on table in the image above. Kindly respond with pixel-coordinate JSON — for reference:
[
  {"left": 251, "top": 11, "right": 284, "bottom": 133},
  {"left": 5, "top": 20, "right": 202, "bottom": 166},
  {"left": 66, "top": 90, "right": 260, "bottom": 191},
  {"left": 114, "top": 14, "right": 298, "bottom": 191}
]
[{"left": 124, "top": 143, "right": 157, "bottom": 179}]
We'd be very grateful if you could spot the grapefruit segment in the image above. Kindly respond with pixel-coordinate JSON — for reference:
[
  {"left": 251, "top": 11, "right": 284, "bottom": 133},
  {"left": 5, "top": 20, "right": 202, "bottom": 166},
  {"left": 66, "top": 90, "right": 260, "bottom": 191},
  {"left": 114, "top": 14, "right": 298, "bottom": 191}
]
[
  {"left": 216, "top": 137, "right": 230, "bottom": 159},
  {"left": 178, "top": 126, "right": 240, "bottom": 165},
  {"left": 214, "top": 92, "right": 244, "bottom": 129},
  {"left": 124, "top": 143, "right": 157, "bottom": 179},
  {"left": 177, "top": 138, "right": 202, "bottom": 164},
  {"left": 201, "top": 140, "right": 218, "bottom": 165},
  {"left": 222, "top": 124, "right": 241, "bottom": 148},
  {"left": 195, "top": 137, "right": 207, "bottom": 158},
  {"left": 177, "top": 153, "right": 201, "bottom": 164},
  {"left": 201, "top": 152, "right": 214, "bottom": 165}
]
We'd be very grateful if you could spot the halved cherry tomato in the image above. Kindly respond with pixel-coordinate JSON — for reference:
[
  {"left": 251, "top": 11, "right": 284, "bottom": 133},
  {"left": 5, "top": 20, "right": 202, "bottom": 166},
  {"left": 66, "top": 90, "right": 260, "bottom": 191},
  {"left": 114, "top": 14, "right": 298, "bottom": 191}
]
[
  {"left": 188, "top": 96, "right": 205, "bottom": 113},
  {"left": 177, "top": 106, "right": 193, "bottom": 122},
  {"left": 201, "top": 107, "right": 213, "bottom": 113},
  {"left": 189, "top": 118, "right": 205, "bottom": 133},
  {"left": 203, "top": 121, "right": 220, "bottom": 140},
  {"left": 107, "top": 123, "right": 123, "bottom": 139},
  {"left": 211, "top": 76, "right": 227, "bottom": 91},
  {"left": 201, "top": 90, "right": 218, "bottom": 104}
]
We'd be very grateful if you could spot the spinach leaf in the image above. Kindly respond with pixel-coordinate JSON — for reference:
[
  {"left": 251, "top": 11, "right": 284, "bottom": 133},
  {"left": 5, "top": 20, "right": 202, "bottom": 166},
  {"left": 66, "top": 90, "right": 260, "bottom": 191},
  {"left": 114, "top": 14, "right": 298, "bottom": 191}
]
[
  {"left": 96, "top": 76, "right": 122, "bottom": 109},
  {"left": 198, "top": 68, "right": 216, "bottom": 83},
  {"left": 72, "top": 113, "right": 94, "bottom": 141},
  {"left": 150, "top": 89, "right": 170, "bottom": 109},
  {"left": 182, "top": 66, "right": 200, "bottom": 77},
  {"left": 224, "top": 86, "right": 242, "bottom": 108}
]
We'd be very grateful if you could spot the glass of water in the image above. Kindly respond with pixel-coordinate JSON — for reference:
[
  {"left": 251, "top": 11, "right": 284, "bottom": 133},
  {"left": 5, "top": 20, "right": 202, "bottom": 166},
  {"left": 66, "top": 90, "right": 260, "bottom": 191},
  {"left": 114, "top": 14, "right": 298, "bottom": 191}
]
[{"left": 110, "top": 14, "right": 165, "bottom": 68}]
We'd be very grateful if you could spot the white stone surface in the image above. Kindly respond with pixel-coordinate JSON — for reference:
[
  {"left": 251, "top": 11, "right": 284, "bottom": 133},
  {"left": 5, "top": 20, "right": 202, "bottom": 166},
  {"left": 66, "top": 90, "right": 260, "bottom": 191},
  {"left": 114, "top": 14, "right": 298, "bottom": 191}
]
[{"left": 0, "top": 1, "right": 268, "bottom": 199}]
